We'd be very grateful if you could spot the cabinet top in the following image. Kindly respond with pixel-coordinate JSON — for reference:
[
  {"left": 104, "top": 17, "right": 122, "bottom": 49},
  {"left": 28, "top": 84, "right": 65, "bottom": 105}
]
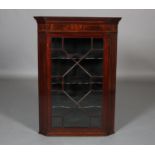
[{"left": 34, "top": 16, "right": 121, "bottom": 24}]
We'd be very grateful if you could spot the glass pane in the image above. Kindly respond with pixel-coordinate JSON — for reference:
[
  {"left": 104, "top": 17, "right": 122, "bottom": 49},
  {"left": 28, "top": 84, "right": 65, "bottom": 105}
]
[
  {"left": 80, "top": 59, "right": 103, "bottom": 76},
  {"left": 51, "top": 50, "right": 66, "bottom": 59},
  {"left": 93, "top": 38, "right": 103, "bottom": 49},
  {"left": 51, "top": 37, "right": 104, "bottom": 128},
  {"left": 64, "top": 38, "right": 91, "bottom": 58},
  {"left": 63, "top": 108, "right": 90, "bottom": 127},
  {"left": 91, "top": 117, "right": 101, "bottom": 127},
  {"left": 52, "top": 117, "right": 62, "bottom": 128},
  {"left": 52, "top": 59, "right": 74, "bottom": 76},
  {"left": 85, "top": 50, "right": 103, "bottom": 59},
  {"left": 64, "top": 84, "right": 90, "bottom": 102},
  {"left": 51, "top": 38, "right": 62, "bottom": 49},
  {"left": 64, "top": 65, "right": 90, "bottom": 83},
  {"left": 51, "top": 91, "right": 77, "bottom": 109}
]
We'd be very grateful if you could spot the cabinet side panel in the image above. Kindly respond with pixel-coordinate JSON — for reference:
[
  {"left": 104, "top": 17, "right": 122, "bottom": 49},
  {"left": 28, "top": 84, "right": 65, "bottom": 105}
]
[
  {"left": 107, "top": 33, "right": 118, "bottom": 134},
  {"left": 38, "top": 32, "right": 49, "bottom": 134}
]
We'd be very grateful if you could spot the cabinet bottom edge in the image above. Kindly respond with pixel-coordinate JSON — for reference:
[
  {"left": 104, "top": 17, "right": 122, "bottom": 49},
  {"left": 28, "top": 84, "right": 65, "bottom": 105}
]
[{"left": 39, "top": 130, "right": 114, "bottom": 136}]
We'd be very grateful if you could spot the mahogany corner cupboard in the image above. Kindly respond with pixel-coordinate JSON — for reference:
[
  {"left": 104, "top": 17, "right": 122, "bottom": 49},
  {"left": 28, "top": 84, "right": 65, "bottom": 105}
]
[{"left": 34, "top": 16, "right": 121, "bottom": 136}]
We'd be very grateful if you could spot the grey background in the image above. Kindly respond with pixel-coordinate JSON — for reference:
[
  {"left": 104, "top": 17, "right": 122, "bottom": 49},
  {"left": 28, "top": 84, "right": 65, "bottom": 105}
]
[{"left": 0, "top": 9, "right": 155, "bottom": 144}]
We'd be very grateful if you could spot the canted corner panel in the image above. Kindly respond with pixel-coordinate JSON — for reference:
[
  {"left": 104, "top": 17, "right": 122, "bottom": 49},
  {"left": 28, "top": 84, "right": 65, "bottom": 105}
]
[{"left": 38, "top": 23, "right": 117, "bottom": 33}]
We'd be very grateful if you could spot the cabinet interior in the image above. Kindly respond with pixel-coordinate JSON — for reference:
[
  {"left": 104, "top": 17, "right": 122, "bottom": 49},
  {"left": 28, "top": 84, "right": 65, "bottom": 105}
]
[{"left": 51, "top": 37, "right": 104, "bottom": 128}]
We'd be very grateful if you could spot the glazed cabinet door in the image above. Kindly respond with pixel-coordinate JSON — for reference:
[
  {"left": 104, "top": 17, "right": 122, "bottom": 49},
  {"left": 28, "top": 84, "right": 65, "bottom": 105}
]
[{"left": 46, "top": 33, "right": 110, "bottom": 135}]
